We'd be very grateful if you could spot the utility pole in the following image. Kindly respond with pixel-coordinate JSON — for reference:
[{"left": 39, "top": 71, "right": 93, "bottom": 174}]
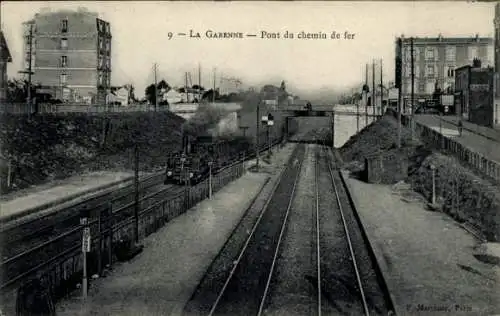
[
  {"left": 198, "top": 63, "right": 201, "bottom": 102},
  {"left": 212, "top": 68, "right": 216, "bottom": 103},
  {"left": 256, "top": 99, "right": 261, "bottom": 171},
  {"left": 185, "top": 72, "right": 189, "bottom": 103},
  {"left": 134, "top": 144, "right": 139, "bottom": 243},
  {"left": 397, "top": 38, "right": 403, "bottom": 149},
  {"left": 372, "top": 60, "right": 376, "bottom": 118},
  {"left": 154, "top": 63, "right": 158, "bottom": 111},
  {"left": 365, "top": 63, "right": 369, "bottom": 126},
  {"left": 380, "top": 59, "right": 383, "bottom": 116},
  {"left": 19, "top": 24, "right": 35, "bottom": 114},
  {"left": 410, "top": 37, "right": 415, "bottom": 140}
]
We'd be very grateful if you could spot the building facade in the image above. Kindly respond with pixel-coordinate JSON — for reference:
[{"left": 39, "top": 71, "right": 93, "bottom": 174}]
[
  {"left": 395, "top": 34, "right": 494, "bottom": 105},
  {"left": 22, "top": 7, "right": 111, "bottom": 104},
  {"left": 0, "top": 31, "right": 13, "bottom": 101},
  {"left": 493, "top": 3, "right": 500, "bottom": 127},
  {"left": 455, "top": 64, "right": 495, "bottom": 127}
]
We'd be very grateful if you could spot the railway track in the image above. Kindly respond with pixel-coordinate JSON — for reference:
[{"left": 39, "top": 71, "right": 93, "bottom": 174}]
[
  {"left": 0, "top": 172, "right": 170, "bottom": 260},
  {"left": 207, "top": 144, "right": 306, "bottom": 316},
  {"left": 315, "top": 143, "right": 393, "bottom": 315},
  {"left": 193, "top": 129, "right": 394, "bottom": 315},
  {"left": 0, "top": 139, "right": 284, "bottom": 295}
]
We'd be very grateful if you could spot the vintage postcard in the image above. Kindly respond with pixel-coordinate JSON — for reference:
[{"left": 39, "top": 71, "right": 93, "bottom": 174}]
[{"left": 0, "top": 1, "right": 499, "bottom": 315}]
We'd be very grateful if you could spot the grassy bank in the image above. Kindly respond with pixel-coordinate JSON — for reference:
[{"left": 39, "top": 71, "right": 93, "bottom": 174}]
[
  {"left": 0, "top": 111, "right": 185, "bottom": 194},
  {"left": 339, "top": 113, "right": 500, "bottom": 241}
]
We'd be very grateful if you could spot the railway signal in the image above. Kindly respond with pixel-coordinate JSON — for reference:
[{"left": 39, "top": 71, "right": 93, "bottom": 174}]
[
  {"left": 80, "top": 209, "right": 91, "bottom": 299},
  {"left": 262, "top": 114, "right": 274, "bottom": 159}
]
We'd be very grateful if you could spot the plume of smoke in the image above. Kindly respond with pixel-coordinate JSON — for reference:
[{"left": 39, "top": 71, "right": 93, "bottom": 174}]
[{"left": 182, "top": 103, "right": 232, "bottom": 137}]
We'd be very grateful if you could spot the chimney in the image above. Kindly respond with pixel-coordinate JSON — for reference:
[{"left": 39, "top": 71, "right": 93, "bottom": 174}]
[{"left": 438, "top": 33, "right": 443, "bottom": 41}]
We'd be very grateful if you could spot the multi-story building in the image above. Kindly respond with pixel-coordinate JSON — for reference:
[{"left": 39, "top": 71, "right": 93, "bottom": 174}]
[
  {"left": 22, "top": 7, "right": 111, "bottom": 104},
  {"left": 0, "top": 31, "right": 13, "bottom": 101},
  {"left": 493, "top": 3, "right": 500, "bottom": 127},
  {"left": 455, "top": 62, "right": 494, "bottom": 127},
  {"left": 395, "top": 34, "right": 493, "bottom": 110}
]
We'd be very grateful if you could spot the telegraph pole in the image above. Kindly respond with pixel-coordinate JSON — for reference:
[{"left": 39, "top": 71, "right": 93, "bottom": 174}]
[
  {"left": 380, "top": 59, "right": 383, "bottom": 116},
  {"left": 19, "top": 24, "right": 35, "bottom": 113},
  {"left": 397, "top": 38, "right": 403, "bottom": 149},
  {"left": 410, "top": 37, "right": 415, "bottom": 140},
  {"left": 365, "top": 63, "right": 368, "bottom": 126},
  {"left": 372, "top": 60, "right": 376, "bottom": 118},
  {"left": 154, "top": 63, "right": 158, "bottom": 111},
  {"left": 198, "top": 63, "right": 201, "bottom": 101},
  {"left": 212, "top": 68, "right": 216, "bottom": 103},
  {"left": 256, "top": 99, "right": 260, "bottom": 171}
]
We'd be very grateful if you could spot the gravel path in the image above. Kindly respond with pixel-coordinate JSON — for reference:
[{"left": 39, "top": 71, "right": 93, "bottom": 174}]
[
  {"left": 342, "top": 170, "right": 500, "bottom": 315},
  {"left": 53, "top": 173, "right": 269, "bottom": 316}
]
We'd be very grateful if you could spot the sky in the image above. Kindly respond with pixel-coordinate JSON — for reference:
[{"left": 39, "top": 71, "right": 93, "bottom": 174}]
[{"left": 0, "top": 1, "right": 496, "bottom": 99}]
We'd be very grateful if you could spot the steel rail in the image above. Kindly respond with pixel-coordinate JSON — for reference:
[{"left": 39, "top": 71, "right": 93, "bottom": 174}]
[
  {"left": 256, "top": 146, "right": 304, "bottom": 316},
  {"left": 0, "top": 170, "right": 165, "bottom": 236},
  {"left": 207, "top": 147, "right": 291, "bottom": 316},
  {"left": 321, "top": 143, "right": 370, "bottom": 316},
  {"left": 1, "top": 139, "right": 284, "bottom": 293},
  {"left": 315, "top": 146, "right": 322, "bottom": 316}
]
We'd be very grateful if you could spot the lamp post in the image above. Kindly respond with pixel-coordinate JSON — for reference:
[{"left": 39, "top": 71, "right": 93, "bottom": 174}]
[
  {"left": 208, "top": 159, "right": 213, "bottom": 199},
  {"left": 180, "top": 154, "right": 188, "bottom": 207},
  {"left": 430, "top": 164, "right": 436, "bottom": 205}
]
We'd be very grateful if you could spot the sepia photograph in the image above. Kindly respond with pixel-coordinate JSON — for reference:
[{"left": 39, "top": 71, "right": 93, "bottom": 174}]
[{"left": 0, "top": 1, "right": 499, "bottom": 315}]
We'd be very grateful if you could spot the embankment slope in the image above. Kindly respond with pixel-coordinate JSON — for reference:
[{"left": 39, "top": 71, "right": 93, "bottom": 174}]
[{"left": 339, "top": 113, "right": 500, "bottom": 242}]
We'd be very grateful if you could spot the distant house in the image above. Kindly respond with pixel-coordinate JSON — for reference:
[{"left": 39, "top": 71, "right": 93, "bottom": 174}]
[
  {"left": 0, "top": 31, "right": 12, "bottom": 101},
  {"left": 107, "top": 85, "right": 133, "bottom": 106}
]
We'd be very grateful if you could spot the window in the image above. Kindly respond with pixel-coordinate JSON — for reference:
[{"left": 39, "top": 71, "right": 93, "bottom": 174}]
[
  {"left": 446, "top": 66, "right": 455, "bottom": 78},
  {"left": 445, "top": 46, "right": 456, "bottom": 62},
  {"left": 60, "top": 74, "right": 67, "bottom": 85},
  {"left": 468, "top": 46, "right": 478, "bottom": 60},
  {"left": 106, "top": 40, "right": 110, "bottom": 51},
  {"left": 99, "top": 39, "right": 104, "bottom": 50},
  {"left": 98, "top": 73, "right": 104, "bottom": 85},
  {"left": 61, "top": 56, "right": 67, "bottom": 67},
  {"left": 426, "top": 64, "right": 435, "bottom": 77},
  {"left": 426, "top": 81, "right": 434, "bottom": 94},
  {"left": 106, "top": 59, "right": 110, "bottom": 69},
  {"left": 404, "top": 46, "right": 419, "bottom": 62},
  {"left": 106, "top": 23, "right": 110, "bottom": 34},
  {"left": 60, "top": 38, "right": 68, "bottom": 49},
  {"left": 419, "top": 82, "right": 425, "bottom": 93},
  {"left": 61, "top": 19, "right": 68, "bottom": 33},
  {"left": 425, "top": 47, "right": 435, "bottom": 60}
]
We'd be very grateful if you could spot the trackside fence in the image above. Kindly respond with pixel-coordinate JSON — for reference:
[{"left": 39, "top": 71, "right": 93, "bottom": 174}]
[
  {"left": 0, "top": 138, "right": 284, "bottom": 314},
  {"left": 388, "top": 109, "right": 500, "bottom": 183}
]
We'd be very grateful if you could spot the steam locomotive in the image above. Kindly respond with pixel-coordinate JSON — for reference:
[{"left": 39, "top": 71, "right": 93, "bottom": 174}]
[{"left": 164, "top": 133, "right": 252, "bottom": 185}]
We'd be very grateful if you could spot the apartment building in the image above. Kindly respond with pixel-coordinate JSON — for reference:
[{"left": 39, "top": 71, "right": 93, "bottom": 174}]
[
  {"left": 0, "top": 31, "right": 13, "bottom": 101},
  {"left": 22, "top": 7, "right": 111, "bottom": 104},
  {"left": 493, "top": 3, "right": 500, "bottom": 127},
  {"left": 395, "top": 34, "right": 494, "bottom": 103}
]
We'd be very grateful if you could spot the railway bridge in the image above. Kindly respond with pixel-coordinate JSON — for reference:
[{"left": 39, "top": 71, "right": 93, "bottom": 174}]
[{"left": 279, "top": 104, "right": 380, "bottom": 145}]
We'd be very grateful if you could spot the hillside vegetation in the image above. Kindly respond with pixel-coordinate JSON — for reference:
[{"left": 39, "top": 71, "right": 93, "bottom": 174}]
[
  {"left": 0, "top": 111, "right": 185, "bottom": 194},
  {"left": 339, "top": 113, "right": 500, "bottom": 242}
]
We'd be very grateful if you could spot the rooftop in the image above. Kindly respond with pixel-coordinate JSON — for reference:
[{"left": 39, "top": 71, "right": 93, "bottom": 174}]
[
  {"left": 0, "top": 31, "right": 12, "bottom": 63},
  {"left": 396, "top": 34, "right": 493, "bottom": 45}
]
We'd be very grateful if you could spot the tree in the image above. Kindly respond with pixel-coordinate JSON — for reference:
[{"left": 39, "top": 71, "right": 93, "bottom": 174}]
[
  {"left": 6, "top": 79, "right": 44, "bottom": 104},
  {"left": 192, "top": 84, "right": 205, "bottom": 91},
  {"left": 202, "top": 89, "right": 220, "bottom": 101},
  {"left": 144, "top": 79, "right": 170, "bottom": 105}
]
